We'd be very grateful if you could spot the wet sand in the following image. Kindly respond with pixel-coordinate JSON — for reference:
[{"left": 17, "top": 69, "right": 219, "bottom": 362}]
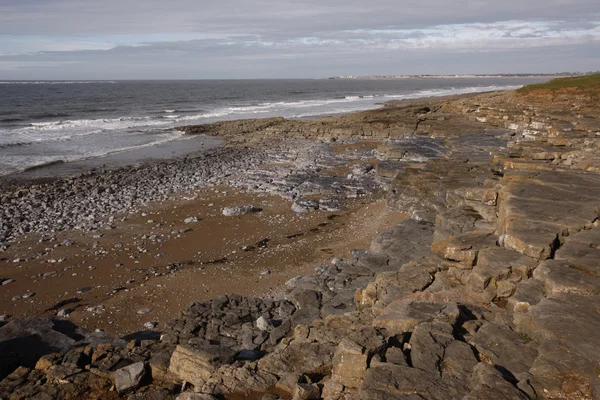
[{"left": 0, "top": 184, "right": 406, "bottom": 336}]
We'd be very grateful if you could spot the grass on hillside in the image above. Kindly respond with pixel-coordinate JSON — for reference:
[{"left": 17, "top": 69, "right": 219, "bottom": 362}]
[{"left": 517, "top": 74, "right": 600, "bottom": 95}]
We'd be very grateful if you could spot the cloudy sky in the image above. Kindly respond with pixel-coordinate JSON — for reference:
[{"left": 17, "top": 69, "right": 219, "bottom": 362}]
[{"left": 0, "top": 0, "right": 598, "bottom": 79}]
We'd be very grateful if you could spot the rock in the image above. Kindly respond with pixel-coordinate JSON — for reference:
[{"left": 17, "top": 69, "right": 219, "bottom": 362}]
[
  {"left": 114, "top": 361, "right": 147, "bottom": 394},
  {"left": 56, "top": 308, "right": 73, "bottom": 318},
  {"left": 34, "top": 353, "right": 61, "bottom": 372},
  {"left": 256, "top": 316, "right": 273, "bottom": 332},
  {"left": 384, "top": 346, "right": 408, "bottom": 366},
  {"left": 514, "top": 293, "right": 600, "bottom": 398},
  {"left": 464, "top": 363, "right": 529, "bottom": 400},
  {"left": 0, "top": 318, "right": 77, "bottom": 380},
  {"left": 431, "top": 231, "right": 495, "bottom": 269},
  {"left": 76, "top": 286, "right": 92, "bottom": 294},
  {"left": 22, "top": 292, "right": 35, "bottom": 299},
  {"left": 293, "top": 382, "right": 320, "bottom": 400},
  {"left": 507, "top": 279, "right": 544, "bottom": 313},
  {"left": 222, "top": 206, "right": 262, "bottom": 216},
  {"left": 356, "top": 261, "right": 435, "bottom": 308},
  {"left": 184, "top": 216, "right": 199, "bottom": 224},
  {"left": 177, "top": 393, "right": 218, "bottom": 400},
  {"left": 373, "top": 299, "right": 460, "bottom": 336},
  {"left": 469, "top": 323, "right": 538, "bottom": 377},
  {"left": 358, "top": 363, "right": 469, "bottom": 399},
  {"left": 258, "top": 342, "right": 334, "bottom": 376},
  {"left": 533, "top": 259, "right": 600, "bottom": 296},
  {"left": 137, "top": 308, "right": 152, "bottom": 315},
  {"left": 291, "top": 198, "right": 319, "bottom": 214},
  {"left": 169, "top": 344, "right": 236, "bottom": 387},
  {"left": 331, "top": 339, "right": 368, "bottom": 388},
  {"left": 409, "top": 322, "right": 454, "bottom": 373},
  {"left": 144, "top": 321, "right": 158, "bottom": 329}
]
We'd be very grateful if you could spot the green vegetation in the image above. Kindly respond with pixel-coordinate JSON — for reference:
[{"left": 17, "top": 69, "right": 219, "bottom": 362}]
[{"left": 517, "top": 74, "right": 600, "bottom": 94}]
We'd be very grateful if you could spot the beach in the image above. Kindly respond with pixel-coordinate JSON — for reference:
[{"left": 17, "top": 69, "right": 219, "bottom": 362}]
[{"left": 2, "top": 76, "right": 600, "bottom": 399}]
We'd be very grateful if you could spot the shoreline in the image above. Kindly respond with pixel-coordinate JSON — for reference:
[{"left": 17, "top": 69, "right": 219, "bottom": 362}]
[{"left": 2, "top": 79, "right": 600, "bottom": 399}]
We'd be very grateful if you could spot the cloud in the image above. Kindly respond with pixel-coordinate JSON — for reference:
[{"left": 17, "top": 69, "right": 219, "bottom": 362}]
[{"left": 0, "top": 0, "right": 598, "bottom": 78}]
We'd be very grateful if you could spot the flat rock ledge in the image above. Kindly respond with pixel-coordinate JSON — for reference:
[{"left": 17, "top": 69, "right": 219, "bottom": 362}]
[{"left": 2, "top": 89, "right": 600, "bottom": 399}]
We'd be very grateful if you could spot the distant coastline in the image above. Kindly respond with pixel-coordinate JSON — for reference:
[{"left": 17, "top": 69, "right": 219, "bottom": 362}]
[{"left": 328, "top": 73, "right": 592, "bottom": 80}]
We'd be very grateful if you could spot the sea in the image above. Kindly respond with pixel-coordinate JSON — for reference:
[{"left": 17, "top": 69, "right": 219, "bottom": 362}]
[{"left": 0, "top": 77, "right": 549, "bottom": 177}]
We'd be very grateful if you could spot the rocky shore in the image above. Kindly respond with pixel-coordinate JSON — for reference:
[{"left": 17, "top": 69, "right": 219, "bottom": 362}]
[{"left": 2, "top": 78, "right": 600, "bottom": 399}]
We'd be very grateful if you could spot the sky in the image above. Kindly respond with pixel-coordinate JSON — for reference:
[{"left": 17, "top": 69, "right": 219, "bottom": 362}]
[{"left": 0, "top": 0, "right": 598, "bottom": 79}]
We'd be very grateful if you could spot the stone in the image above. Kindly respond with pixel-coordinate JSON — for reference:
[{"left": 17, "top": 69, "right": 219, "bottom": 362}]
[
  {"left": 409, "top": 322, "right": 454, "bottom": 373},
  {"left": 463, "top": 363, "right": 529, "bottom": 400},
  {"left": 35, "top": 353, "right": 61, "bottom": 371},
  {"left": 114, "top": 361, "right": 147, "bottom": 394},
  {"left": 373, "top": 299, "right": 460, "bottom": 336},
  {"left": 222, "top": 206, "right": 262, "bottom": 217},
  {"left": 293, "top": 382, "right": 320, "bottom": 400},
  {"left": 498, "top": 170, "right": 600, "bottom": 260},
  {"left": 258, "top": 342, "right": 334, "bottom": 376},
  {"left": 469, "top": 323, "right": 538, "bottom": 377},
  {"left": 384, "top": 346, "right": 408, "bottom": 366},
  {"left": 356, "top": 261, "right": 435, "bottom": 308},
  {"left": 533, "top": 259, "right": 600, "bottom": 296},
  {"left": 507, "top": 279, "right": 544, "bottom": 313},
  {"left": 57, "top": 308, "right": 73, "bottom": 318},
  {"left": 177, "top": 394, "right": 218, "bottom": 400},
  {"left": 256, "top": 316, "right": 273, "bottom": 332},
  {"left": 358, "top": 363, "right": 469, "bottom": 399},
  {"left": 514, "top": 294, "right": 600, "bottom": 398},
  {"left": 431, "top": 231, "right": 495, "bottom": 269},
  {"left": 331, "top": 338, "right": 368, "bottom": 388},
  {"left": 0, "top": 318, "right": 76, "bottom": 380},
  {"left": 286, "top": 288, "right": 321, "bottom": 311},
  {"left": 144, "top": 321, "right": 158, "bottom": 329},
  {"left": 169, "top": 344, "right": 236, "bottom": 387},
  {"left": 184, "top": 216, "right": 199, "bottom": 224}
]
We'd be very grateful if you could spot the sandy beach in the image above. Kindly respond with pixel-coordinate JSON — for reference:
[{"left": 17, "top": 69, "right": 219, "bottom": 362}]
[{"left": 1, "top": 184, "right": 405, "bottom": 335}]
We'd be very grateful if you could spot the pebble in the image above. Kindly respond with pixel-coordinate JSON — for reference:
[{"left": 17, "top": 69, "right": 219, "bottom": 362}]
[
  {"left": 22, "top": 292, "right": 35, "bottom": 299},
  {"left": 57, "top": 308, "right": 73, "bottom": 317},
  {"left": 137, "top": 308, "right": 153, "bottom": 315},
  {"left": 183, "top": 216, "right": 198, "bottom": 224},
  {"left": 77, "top": 286, "right": 92, "bottom": 294},
  {"left": 2, "top": 278, "right": 15, "bottom": 285},
  {"left": 144, "top": 321, "right": 158, "bottom": 329}
]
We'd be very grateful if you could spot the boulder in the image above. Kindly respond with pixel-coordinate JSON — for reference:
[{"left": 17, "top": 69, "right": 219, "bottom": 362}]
[
  {"left": 373, "top": 299, "right": 460, "bottom": 336},
  {"left": 168, "top": 344, "right": 236, "bottom": 387},
  {"left": 114, "top": 361, "right": 147, "bottom": 394},
  {"left": 258, "top": 342, "right": 334, "bottom": 376},
  {"left": 331, "top": 339, "right": 368, "bottom": 388}
]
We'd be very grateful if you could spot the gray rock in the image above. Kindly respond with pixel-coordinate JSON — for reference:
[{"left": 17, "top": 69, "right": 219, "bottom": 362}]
[
  {"left": 256, "top": 316, "right": 273, "bottom": 332},
  {"left": 57, "top": 308, "right": 73, "bottom": 318},
  {"left": 373, "top": 299, "right": 460, "bottom": 336},
  {"left": 464, "top": 363, "right": 529, "bottom": 400},
  {"left": 169, "top": 344, "right": 236, "bottom": 387},
  {"left": 176, "top": 392, "right": 218, "bottom": 400},
  {"left": 222, "top": 206, "right": 262, "bottom": 216}
]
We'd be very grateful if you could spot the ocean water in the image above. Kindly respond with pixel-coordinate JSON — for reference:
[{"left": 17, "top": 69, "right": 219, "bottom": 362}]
[{"left": 0, "top": 78, "right": 548, "bottom": 176}]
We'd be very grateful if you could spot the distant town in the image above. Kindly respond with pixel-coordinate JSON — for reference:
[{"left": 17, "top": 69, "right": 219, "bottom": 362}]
[{"left": 328, "top": 72, "right": 598, "bottom": 80}]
